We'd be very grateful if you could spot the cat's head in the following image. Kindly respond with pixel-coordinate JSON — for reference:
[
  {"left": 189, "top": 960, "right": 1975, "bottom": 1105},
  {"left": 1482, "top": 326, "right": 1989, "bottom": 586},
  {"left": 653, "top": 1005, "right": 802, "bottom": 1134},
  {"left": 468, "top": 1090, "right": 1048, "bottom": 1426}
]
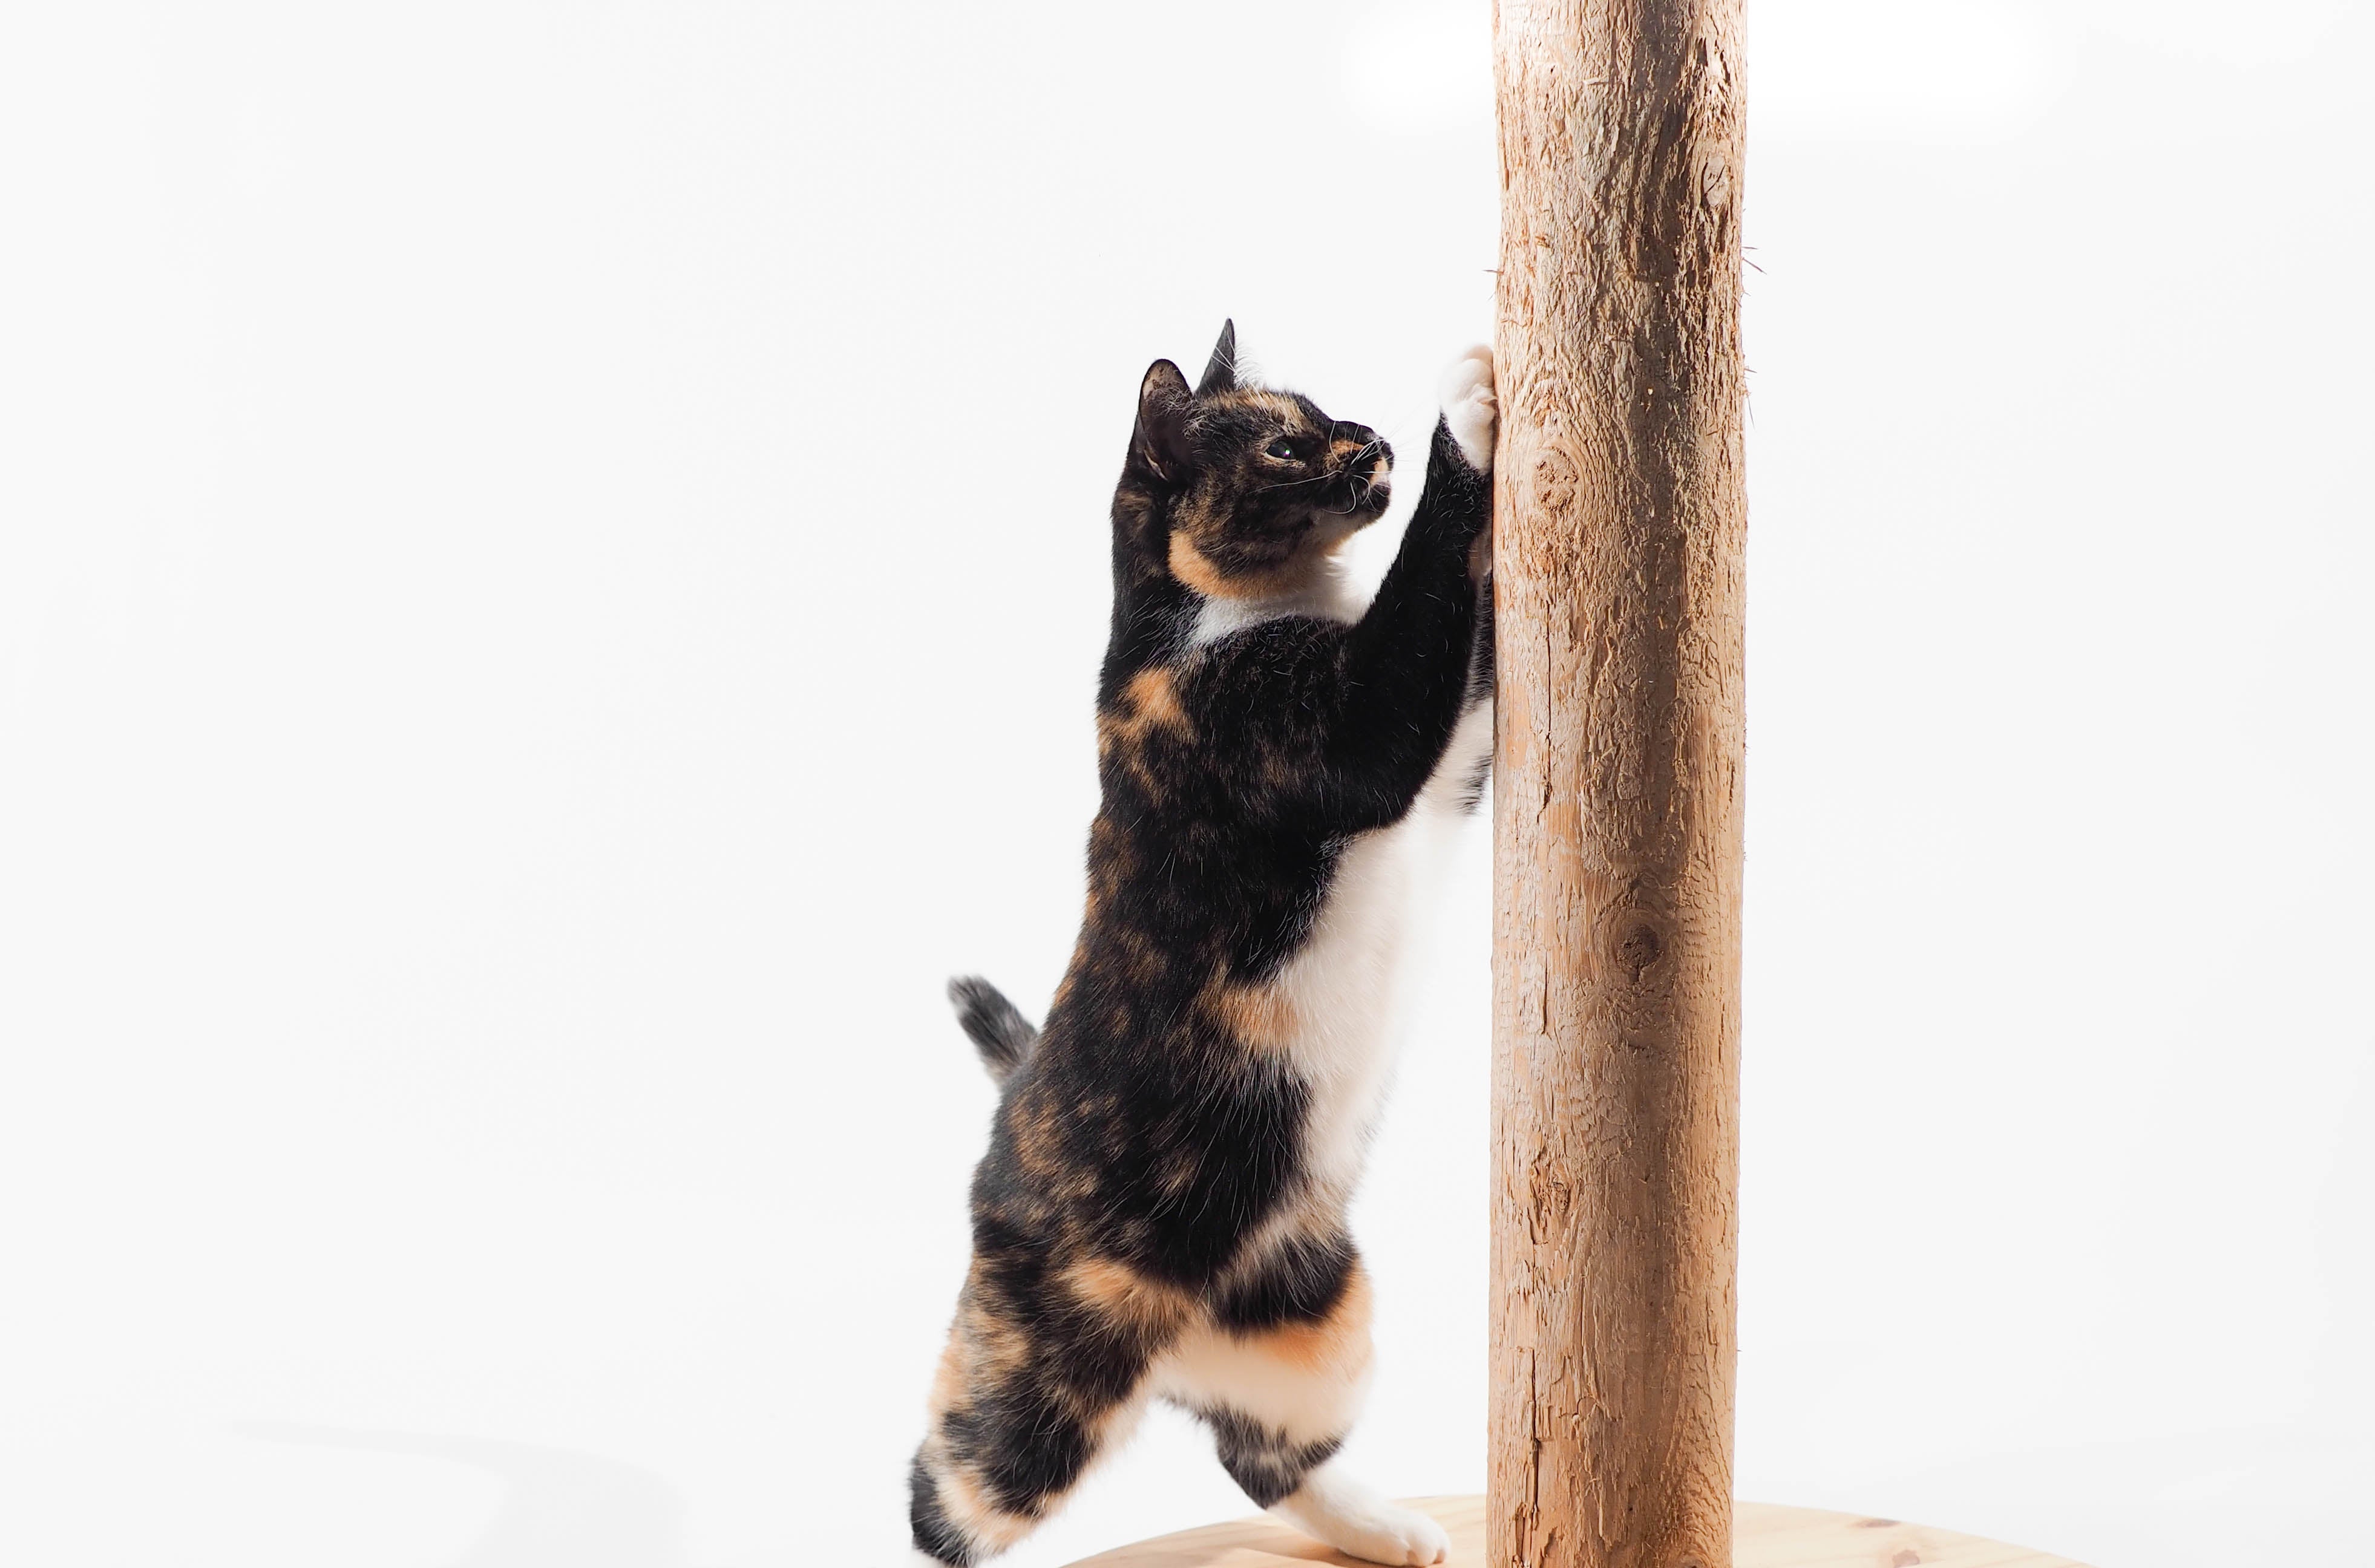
[{"left": 1121, "top": 322, "right": 1393, "bottom": 600}]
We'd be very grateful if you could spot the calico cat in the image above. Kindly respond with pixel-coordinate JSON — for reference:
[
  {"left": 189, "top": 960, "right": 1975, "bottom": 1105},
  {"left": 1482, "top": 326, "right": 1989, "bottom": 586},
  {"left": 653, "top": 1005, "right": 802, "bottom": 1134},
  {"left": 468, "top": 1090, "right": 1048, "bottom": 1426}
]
[{"left": 910, "top": 325, "right": 1497, "bottom": 1567}]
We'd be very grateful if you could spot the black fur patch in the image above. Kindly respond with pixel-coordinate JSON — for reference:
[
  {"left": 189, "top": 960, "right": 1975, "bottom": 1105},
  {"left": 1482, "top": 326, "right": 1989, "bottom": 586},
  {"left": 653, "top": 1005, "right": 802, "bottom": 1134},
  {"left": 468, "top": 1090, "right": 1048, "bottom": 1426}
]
[
  {"left": 945, "top": 1382, "right": 1094, "bottom": 1516},
  {"left": 1202, "top": 1408, "right": 1345, "bottom": 1508},
  {"left": 1214, "top": 1228, "right": 1356, "bottom": 1334}
]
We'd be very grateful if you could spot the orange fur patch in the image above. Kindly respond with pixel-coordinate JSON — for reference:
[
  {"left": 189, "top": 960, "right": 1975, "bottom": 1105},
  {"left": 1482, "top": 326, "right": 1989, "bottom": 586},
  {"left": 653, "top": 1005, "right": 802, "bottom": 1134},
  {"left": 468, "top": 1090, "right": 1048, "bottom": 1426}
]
[
  {"left": 1122, "top": 668, "right": 1187, "bottom": 733},
  {"left": 1008, "top": 1095, "right": 1067, "bottom": 1178},
  {"left": 1099, "top": 667, "right": 1195, "bottom": 751},
  {"left": 1210, "top": 976, "right": 1300, "bottom": 1051},
  {"left": 929, "top": 1451, "right": 1038, "bottom": 1545},
  {"left": 1165, "top": 529, "right": 1239, "bottom": 598},
  {"left": 1249, "top": 1262, "right": 1374, "bottom": 1377},
  {"left": 928, "top": 1323, "right": 968, "bottom": 1417},
  {"left": 1168, "top": 528, "right": 1338, "bottom": 602},
  {"left": 1064, "top": 1256, "right": 1191, "bottom": 1330}
]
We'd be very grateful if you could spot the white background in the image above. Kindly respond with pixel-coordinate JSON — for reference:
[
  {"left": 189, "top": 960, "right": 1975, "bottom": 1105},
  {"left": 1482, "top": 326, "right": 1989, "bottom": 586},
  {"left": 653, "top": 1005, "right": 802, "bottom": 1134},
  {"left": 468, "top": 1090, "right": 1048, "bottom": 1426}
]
[{"left": 2, "top": 2, "right": 2369, "bottom": 1565}]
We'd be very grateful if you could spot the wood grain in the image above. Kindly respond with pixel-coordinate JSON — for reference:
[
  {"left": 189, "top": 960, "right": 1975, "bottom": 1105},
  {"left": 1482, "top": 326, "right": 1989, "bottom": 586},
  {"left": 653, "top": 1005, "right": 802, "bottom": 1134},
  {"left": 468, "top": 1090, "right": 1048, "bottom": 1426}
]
[
  {"left": 1063, "top": 1500, "right": 2091, "bottom": 1568},
  {"left": 1489, "top": 0, "right": 1749, "bottom": 1564}
]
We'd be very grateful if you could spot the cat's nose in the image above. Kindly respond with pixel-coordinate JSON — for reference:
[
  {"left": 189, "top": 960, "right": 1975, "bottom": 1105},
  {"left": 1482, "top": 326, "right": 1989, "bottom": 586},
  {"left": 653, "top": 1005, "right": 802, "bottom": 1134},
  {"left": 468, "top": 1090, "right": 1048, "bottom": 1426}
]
[
  {"left": 1345, "top": 454, "right": 1393, "bottom": 509},
  {"left": 1328, "top": 427, "right": 1390, "bottom": 475}
]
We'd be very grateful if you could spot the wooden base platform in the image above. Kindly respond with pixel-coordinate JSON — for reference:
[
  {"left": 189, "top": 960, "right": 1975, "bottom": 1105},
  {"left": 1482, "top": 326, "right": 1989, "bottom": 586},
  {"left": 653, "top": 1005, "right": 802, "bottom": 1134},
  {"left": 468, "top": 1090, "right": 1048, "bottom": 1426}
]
[{"left": 1064, "top": 1497, "right": 2089, "bottom": 1567}]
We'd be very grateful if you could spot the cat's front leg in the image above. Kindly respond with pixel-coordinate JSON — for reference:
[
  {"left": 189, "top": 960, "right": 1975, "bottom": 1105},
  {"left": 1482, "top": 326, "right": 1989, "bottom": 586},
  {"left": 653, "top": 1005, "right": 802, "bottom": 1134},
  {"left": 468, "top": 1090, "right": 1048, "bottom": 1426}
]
[
  {"left": 1441, "top": 344, "right": 1498, "bottom": 470},
  {"left": 1316, "top": 349, "right": 1499, "bottom": 825},
  {"left": 1439, "top": 345, "right": 1498, "bottom": 584}
]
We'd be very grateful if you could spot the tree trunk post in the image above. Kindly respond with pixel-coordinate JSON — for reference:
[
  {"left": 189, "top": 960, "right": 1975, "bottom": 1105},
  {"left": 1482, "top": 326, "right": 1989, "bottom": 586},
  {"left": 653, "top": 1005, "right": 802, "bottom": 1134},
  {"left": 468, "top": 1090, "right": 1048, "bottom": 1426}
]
[{"left": 1488, "top": 1, "right": 1748, "bottom": 1566}]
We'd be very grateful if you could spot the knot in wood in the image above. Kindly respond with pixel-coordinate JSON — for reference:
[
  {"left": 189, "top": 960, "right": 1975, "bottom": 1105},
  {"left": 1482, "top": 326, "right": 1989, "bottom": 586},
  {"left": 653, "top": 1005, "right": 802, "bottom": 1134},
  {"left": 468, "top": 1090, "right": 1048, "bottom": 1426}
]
[
  {"left": 1615, "top": 921, "right": 1664, "bottom": 982},
  {"left": 1527, "top": 446, "right": 1580, "bottom": 518}
]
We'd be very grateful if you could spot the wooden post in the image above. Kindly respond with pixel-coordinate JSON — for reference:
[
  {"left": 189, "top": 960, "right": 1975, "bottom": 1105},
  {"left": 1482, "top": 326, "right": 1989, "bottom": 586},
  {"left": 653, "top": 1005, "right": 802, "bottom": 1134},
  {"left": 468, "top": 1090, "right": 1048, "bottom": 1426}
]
[
  {"left": 1488, "top": 1, "right": 1747, "bottom": 1566},
  {"left": 1083, "top": 12, "right": 2063, "bottom": 1556}
]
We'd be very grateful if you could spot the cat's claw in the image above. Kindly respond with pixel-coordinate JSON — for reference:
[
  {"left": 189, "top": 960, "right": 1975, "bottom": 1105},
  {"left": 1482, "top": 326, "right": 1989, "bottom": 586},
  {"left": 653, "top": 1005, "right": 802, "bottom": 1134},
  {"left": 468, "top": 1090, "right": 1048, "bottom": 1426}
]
[{"left": 1440, "top": 345, "right": 1498, "bottom": 474}]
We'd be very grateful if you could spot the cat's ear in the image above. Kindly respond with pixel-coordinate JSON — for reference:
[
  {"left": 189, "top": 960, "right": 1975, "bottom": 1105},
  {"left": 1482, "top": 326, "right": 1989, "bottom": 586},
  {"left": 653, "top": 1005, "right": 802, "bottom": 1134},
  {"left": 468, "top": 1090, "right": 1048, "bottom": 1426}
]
[
  {"left": 1131, "top": 359, "right": 1193, "bottom": 480},
  {"left": 1194, "top": 319, "right": 1239, "bottom": 397}
]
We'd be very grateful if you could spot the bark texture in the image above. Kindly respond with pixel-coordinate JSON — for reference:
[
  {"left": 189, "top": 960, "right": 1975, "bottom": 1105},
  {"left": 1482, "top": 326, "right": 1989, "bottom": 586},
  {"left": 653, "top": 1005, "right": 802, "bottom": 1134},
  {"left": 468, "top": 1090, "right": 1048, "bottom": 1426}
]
[{"left": 1488, "top": 2, "right": 1746, "bottom": 1567}]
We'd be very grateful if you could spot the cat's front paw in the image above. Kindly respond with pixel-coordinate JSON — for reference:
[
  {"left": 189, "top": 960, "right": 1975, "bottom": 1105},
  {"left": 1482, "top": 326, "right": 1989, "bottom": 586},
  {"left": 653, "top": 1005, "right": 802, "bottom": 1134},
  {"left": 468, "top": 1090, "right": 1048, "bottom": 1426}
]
[{"left": 1440, "top": 345, "right": 1498, "bottom": 474}]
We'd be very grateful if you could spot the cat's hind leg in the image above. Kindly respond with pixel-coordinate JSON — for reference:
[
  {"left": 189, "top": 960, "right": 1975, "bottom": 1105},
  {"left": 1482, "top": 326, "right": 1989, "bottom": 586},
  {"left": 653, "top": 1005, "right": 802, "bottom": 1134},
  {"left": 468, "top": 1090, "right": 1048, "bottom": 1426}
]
[
  {"left": 909, "top": 1253, "right": 1186, "bottom": 1566},
  {"left": 1158, "top": 1238, "right": 1449, "bottom": 1567}
]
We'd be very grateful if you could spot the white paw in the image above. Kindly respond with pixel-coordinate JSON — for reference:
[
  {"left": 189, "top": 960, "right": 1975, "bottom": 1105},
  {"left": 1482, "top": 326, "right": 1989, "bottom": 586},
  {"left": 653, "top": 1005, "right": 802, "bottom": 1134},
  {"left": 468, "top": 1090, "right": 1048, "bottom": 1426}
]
[
  {"left": 1438, "top": 344, "right": 1497, "bottom": 474},
  {"left": 1271, "top": 1463, "right": 1451, "bottom": 1566}
]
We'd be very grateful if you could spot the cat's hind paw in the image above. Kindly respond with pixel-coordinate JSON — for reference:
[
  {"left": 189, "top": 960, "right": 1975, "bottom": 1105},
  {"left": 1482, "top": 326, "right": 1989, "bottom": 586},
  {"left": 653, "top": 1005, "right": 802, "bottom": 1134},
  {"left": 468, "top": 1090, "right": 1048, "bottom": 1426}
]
[
  {"left": 1270, "top": 1464, "right": 1452, "bottom": 1566},
  {"left": 1439, "top": 345, "right": 1497, "bottom": 474}
]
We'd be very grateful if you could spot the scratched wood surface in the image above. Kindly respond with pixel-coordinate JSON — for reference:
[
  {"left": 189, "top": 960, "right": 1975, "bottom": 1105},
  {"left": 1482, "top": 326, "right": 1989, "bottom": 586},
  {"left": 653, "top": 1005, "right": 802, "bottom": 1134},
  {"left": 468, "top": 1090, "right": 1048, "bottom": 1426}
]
[{"left": 1064, "top": 1499, "right": 2091, "bottom": 1568}]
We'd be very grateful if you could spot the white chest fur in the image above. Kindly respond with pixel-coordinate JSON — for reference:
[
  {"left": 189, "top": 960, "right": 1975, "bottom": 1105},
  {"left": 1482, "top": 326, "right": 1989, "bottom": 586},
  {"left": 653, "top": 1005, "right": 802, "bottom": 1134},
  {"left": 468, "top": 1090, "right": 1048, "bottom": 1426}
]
[{"left": 1268, "top": 697, "right": 1492, "bottom": 1198}]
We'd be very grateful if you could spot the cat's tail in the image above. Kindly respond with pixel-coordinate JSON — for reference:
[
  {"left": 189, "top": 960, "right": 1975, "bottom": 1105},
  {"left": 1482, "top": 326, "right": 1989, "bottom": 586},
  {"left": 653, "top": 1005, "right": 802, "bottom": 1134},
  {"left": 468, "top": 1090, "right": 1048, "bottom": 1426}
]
[{"left": 945, "top": 976, "right": 1039, "bottom": 1083}]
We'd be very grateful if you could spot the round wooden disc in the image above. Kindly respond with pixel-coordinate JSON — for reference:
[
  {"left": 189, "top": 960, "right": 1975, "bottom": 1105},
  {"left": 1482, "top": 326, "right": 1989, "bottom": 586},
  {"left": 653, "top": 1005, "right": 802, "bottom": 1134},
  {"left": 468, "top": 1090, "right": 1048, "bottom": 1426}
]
[{"left": 1062, "top": 1497, "right": 2090, "bottom": 1567}]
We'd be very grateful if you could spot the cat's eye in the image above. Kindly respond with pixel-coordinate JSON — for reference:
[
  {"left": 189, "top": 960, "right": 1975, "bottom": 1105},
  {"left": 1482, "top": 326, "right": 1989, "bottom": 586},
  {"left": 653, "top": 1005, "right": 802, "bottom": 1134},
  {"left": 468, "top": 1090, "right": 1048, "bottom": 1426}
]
[{"left": 1264, "top": 439, "right": 1300, "bottom": 462}]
